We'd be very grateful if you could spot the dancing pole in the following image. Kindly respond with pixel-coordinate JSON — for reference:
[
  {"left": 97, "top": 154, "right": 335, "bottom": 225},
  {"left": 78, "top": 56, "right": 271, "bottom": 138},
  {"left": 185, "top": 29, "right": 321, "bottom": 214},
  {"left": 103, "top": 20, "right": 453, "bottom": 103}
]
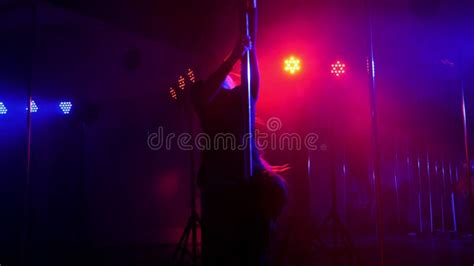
[
  {"left": 417, "top": 156, "right": 424, "bottom": 233},
  {"left": 427, "top": 153, "right": 434, "bottom": 233},
  {"left": 241, "top": 0, "right": 257, "bottom": 179},
  {"left": 367, "top": 4, "right": 384, "bottom": 265},
  {"left": 394, "top": 153, "right": 401, "bottom": 227},
  {"left": 461, "top": 82, "right": 474, "bottom": 233},
  {"left": 21, "top": 1, "right": 37, "bottom": 264}
]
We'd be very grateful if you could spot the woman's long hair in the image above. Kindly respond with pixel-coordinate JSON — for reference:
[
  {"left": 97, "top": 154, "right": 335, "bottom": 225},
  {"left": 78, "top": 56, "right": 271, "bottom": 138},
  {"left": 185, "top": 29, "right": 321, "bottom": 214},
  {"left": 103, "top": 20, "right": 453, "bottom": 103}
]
[{"left": 260, "top": 156, "right": 290, "bottom": 174}]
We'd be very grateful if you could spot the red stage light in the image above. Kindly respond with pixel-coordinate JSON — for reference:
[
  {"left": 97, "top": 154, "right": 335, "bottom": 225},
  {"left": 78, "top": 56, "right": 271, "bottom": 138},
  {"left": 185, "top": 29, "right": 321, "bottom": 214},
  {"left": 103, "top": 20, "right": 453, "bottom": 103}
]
[
  {"left": 187, "top": 68, "right": 196, "bottom": 83},
  {"left": 331, "top": 60, "right": 346, "bottom": 77},
  {"left": 178, "top": 75, "right": 186, "bottom": 90},
  {"left": 169, "top": 87, "right": 178, "bottom": 100},
  {"left": 284, "top": 56, "right": 301, "bottom": 75}
]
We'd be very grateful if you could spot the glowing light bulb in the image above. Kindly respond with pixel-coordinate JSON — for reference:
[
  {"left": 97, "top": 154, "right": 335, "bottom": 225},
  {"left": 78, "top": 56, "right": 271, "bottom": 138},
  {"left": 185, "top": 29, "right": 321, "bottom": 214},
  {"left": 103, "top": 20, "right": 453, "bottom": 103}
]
[
  {"left": 26, "top": 100, "right": 39, "bottom": 113},
  {"left": 331, "top": 60, "right": 346, "bottom": 77},
  {"left": 59, "top": 101, "right": 72, "bottom": 114},
  {"left": 0, "top": 102, "right": 7, "bottom": 115},
  {"left": 284, "top": 56, "right": 302, "bottom": 75}
]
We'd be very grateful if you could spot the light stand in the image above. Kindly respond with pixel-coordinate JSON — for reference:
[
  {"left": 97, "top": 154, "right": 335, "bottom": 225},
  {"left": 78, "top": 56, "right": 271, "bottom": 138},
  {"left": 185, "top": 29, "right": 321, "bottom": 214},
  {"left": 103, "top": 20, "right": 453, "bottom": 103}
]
[
  {"left": 315, "top": 144, "right": 359, "bottom": 266},
  {"left": 312, "top": 77, "right": 359, "bottom": 265},
  {"left": 172, "top": 93, "right": 201, "bottom": 266}
]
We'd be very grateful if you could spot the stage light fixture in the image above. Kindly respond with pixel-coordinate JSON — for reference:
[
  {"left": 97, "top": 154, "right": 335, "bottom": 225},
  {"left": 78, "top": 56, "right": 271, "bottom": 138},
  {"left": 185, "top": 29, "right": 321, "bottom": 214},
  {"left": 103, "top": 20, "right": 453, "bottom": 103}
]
[
  {"left": 26, "top": 100, "right": 39, "bottom": 113},
  {"left": 0, "top": 102, "right": 7, "bottom": 115},
  {"left": 59, "top": 101, "right": 72, "bottom": 114},
  {"left": 170, "top": 87, "right": 178, "bottom": 101},
  {"left": 284, "top": 56, "right": 301, "bottom": 75},
  {"left": 331, "top": 60, "right": 346, "bottom": 77},
  {"left": 187, "top": 68, "right": 196, "bottom": 83},
  {"left": 178, "top": 75, "right": 186, "bottom": 90}
]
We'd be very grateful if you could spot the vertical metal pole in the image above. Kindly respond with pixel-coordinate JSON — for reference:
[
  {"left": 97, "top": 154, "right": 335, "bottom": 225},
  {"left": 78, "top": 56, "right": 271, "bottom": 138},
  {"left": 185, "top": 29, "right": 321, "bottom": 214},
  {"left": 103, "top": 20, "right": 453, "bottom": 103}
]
[
  {"left": 342, "top": 147, "right": 348, "bottom": 224},
  {"left": 441, "top": 161, "right": 446, "bottom": 232},
  {"left": 417, "top": 156, "right": 423, "bottom": 233},
  {"left": 435, "top": 161, "right": 440, "bottom": 232},
  {"left": 461, "top": 82, "right": 474, "bottom": 232},
  {"left": 307, "top": 151, "right": 312, "bottom": 178},
  {"left": 427, "top": 153, "right": 434, "bottom": 233},
  {"left": 367, "top": 5, "right": 384, "bottom": 265},
  {"left": 241, "top": 0, "right": 257, "bottom": 179},
  {"left": 394, "top": 153, "right": 401, "bottom": 227},
  {"left": 21, "top": 2, "right": 37, "bottom": 264},
  {"left": 245, "top": 11, "right": 253, "bottom": 177}
]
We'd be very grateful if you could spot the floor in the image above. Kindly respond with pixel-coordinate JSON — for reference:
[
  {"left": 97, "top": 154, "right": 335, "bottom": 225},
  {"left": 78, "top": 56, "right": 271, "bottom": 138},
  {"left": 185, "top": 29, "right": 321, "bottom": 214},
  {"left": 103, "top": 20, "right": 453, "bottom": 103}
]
[
  {"left": 84, "top": 234, "right": 474, "bottom": 266},
  {"left": 6, "top": 233, "right": 474, "bottom": 265}
]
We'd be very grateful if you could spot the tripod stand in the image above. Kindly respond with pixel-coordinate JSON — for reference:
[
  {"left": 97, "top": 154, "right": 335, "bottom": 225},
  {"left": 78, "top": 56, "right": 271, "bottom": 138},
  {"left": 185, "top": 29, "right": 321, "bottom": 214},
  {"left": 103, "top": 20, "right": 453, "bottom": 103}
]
[
  {"left": 313, "top": 144, "right": 359, "bottom": 266},
  {"left": 173, "top": 206, "right": 200, "bottom": 266},
  {"left": 172, "top": 96, "right": 201, "bottom": 266}
]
